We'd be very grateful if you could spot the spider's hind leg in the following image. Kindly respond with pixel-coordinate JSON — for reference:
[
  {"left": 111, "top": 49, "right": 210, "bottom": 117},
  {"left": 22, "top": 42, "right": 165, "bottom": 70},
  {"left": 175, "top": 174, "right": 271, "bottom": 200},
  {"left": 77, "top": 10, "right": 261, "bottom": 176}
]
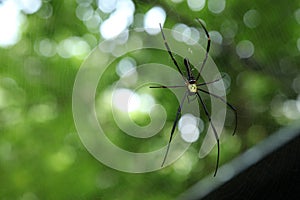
[
  {"left": 196, "top": 92, "right": 220, "bottom": 177},
  {"left": 161, "top": 91, "right": 188, "bottom": 167}
]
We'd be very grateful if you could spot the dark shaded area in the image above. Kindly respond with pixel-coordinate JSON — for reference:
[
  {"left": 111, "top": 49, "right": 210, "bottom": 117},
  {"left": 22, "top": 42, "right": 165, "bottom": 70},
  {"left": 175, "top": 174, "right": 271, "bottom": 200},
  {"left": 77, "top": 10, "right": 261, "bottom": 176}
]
[{"left": 203, "top": 133, "right": 300, "bottom": 200}]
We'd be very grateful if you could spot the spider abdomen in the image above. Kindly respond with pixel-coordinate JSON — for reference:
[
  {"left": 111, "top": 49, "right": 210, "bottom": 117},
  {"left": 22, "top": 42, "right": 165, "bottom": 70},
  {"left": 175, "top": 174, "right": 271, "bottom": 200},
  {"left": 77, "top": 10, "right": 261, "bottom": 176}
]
[{"left": 188, "top": 83, "right": 197, "bottom": 94}]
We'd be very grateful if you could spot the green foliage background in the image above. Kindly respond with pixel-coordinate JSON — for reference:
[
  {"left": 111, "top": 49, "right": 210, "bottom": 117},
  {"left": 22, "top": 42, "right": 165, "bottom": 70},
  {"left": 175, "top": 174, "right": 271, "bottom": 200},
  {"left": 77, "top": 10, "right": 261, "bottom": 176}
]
[{"left": 0, "top": 0, "right": 300, "bottom": 199}]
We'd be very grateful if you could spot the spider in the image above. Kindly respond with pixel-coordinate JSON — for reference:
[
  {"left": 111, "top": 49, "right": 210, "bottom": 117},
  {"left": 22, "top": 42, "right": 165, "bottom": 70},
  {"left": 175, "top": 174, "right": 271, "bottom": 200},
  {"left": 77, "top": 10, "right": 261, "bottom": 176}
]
[{"left": 149, "top": 19, "right": 237, "bottom": 176}]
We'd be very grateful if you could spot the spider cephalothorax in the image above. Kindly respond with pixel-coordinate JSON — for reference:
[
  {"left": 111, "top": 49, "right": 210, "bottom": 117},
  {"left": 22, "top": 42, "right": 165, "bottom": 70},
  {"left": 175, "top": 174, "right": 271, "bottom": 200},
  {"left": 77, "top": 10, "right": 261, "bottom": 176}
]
[{"left": 150, "top": 19, "right": 237, "bottom": 176}]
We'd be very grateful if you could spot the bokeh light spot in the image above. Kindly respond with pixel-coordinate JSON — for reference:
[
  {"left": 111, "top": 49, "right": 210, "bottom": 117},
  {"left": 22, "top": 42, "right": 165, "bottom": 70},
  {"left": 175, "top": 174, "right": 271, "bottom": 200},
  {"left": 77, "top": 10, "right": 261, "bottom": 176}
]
[
  {"left": 84, "top": 13, "right": 102, "bottom": 32},
  {"left": 172, "top": 23, "right": 189, "bottom": 41},
  {"left": 220, "top": 20, "right": 238, "bottom": 42},
  {"left": 213, "top": 73, "right": 231, "bottom": 92},
  {"left": 180, "top": 124, "right": 200, "bottom": 143},
  {"left": 98, "top": 0, "right": 117, "bottom": 13},
  {"left": 20, "top": 192, "right": 39, "bottom": 200},
  {"left": 292, "top": 75, "right": 300, "bottom": 94},
  {"left": 28, "top": 102, "right": 57, "bottom": 123},
  {"left": 35, "top": 38, "right": 57, "bottom": 57},
  {"left": 283, "top": 100, "right": 300, "bottom": 120},
  {"left": 37, "top": 2, "right": 53, "bottom": 19},
  {"left": 209, "top": 30, "right": 223, "bottom": 44},
  {"left": 172, "top": 24, "right": 200, "bottom": 45},
  {"left": 116, "top": 57, "right": 136, "bottom": 78},
  {"left": 188, "top": 27, "right": 200, "bottom": 44},
  {"left": 144, "top": 6, "right": 166, "bottom": 34},
  {"left": 243, "top": 9, "right": 261, "bottom": 28},
  {"left": 112, "top": 89, "right": 141, "bottom": 113},
  {"left": 236, "top": 40, "right": 255, "bottom": 58},
  {"left": 139, "top": 94, "right": 155, "bottom": 113},
  {"left": 48, "top": 146, "right": 77, "bottom": 172},
  {"left": 76, "top": 4, "right": 94, "bottom": 21},
  {"left": 0, "top": 0, "right": 24, "bottom": 47},
  {"left": 208, "top": 0, "right": 225, "bottom": 14},
  {"left": 187, "top": 0, "right": 205, "bottom": 11},
  {"left": 178, "top": 114, "right": 202, "bottom": 143},
  {"left": 57, "top": 37, "right": 91, "bottom": 58},
  {"left": 100, "top": 14, "right": 128, "bottom": 39},
  {"left": 100, "top": 0, "right": 134, "bottom": 39},
  {"left": 294, "top": 8, "right": 300, "bottom": 24},
  {"left": 18, "top": 0, "right": 41, "bottom": 14}
]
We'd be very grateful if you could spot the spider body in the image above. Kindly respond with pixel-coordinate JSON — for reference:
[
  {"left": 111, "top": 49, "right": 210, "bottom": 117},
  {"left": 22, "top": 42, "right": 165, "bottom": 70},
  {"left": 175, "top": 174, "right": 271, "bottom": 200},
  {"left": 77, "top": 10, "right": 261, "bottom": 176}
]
[
  {"left": 150, "top": 19, "right": 237, "bottom": 176},
  {"left": 187, "top": 83, "right": 197, "bottom": 94},
  {"left": 183, "top": 58, "right": 198, "bottom": 94}
]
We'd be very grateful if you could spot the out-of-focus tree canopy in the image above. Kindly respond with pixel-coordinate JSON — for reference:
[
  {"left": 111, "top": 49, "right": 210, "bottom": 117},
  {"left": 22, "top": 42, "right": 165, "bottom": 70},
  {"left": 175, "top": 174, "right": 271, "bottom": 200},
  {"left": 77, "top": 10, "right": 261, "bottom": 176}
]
[{"left": 0, "top": 0, "right": 300, "bottom": 199}]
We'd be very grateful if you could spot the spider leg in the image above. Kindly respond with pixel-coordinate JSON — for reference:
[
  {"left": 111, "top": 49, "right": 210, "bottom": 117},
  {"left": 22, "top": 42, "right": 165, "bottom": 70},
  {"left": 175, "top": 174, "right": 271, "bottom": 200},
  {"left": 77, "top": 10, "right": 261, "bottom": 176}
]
[
  {"left": 195, "top": 19, "right": 211, "bottom": 81},
  {"left": 197, "top": 74, "right": 226, "bottom": 86},
  {"left": 149, "top": 85, "right": 185, "bottom": 89},
  {"left": 196, "top": 92, "right": 220, "bottom": 177},
  {"left": 184, "top": 58, "right": 194, "bottom": 81},
  {"left": 159, "top": 23, "right": 186, "bottom": 81},
  {"left": 161, "top": 91, "right": 188, "bottom": 167},
  {"left": 198, "top": 88, "right": 237, "bottom": 135}
]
